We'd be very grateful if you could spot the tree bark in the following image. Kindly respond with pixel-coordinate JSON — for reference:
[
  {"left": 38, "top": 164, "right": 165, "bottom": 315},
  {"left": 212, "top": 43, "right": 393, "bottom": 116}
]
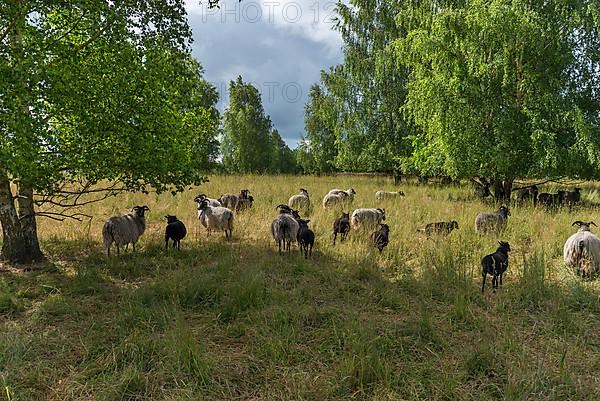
[
  {"left": 0, "top": 172, "right": 34, "bottom": 263},
  {"left": 16, "top": 184, "right": 44, "bottom": 262}
]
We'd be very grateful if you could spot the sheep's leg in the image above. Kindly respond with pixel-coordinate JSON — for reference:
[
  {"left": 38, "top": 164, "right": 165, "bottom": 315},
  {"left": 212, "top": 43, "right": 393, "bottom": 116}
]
[
  {"left": 333, "top": 232, "right": 337, "bottom": 245},
  {"left": 499, "top": 273, "right": 503, "bottom": 287},
  {"left": 165, "top": 238, "right": 169, "bottom": 250},
  {"left": 278, "top": 239, "right": 282, "bottom": 255},
  {"left": 107, "top": 245, "right": 111, "bottom": 257},
  {"left": 492, "top": 274, "right": 497, "bottom": 291},
  {"left": 132, "top": 242, "right": 136, "bottom": 253},
  {"left": 116, "top": 244, "right": 120, "bottom": 256},
  {"left": 309, "top": 244, "right": 312, "bottom": 258}
]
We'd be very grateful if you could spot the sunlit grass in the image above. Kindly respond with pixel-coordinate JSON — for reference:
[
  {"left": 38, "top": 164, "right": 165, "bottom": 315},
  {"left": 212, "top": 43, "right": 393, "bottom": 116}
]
[{"left": 0, "top": 175, "right": 599, "bottom": 400}]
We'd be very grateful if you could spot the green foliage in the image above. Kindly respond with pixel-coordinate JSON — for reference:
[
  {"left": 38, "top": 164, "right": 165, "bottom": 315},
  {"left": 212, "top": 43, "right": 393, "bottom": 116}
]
[
  {"left": 395, "top": 0, "right": 600, "bottom": 181},
  {"left": 0, "top": 1, "right": 220, "bottom": 194},
  {"left": 221, "top": 76, "right": 296, "bottom": 173}
]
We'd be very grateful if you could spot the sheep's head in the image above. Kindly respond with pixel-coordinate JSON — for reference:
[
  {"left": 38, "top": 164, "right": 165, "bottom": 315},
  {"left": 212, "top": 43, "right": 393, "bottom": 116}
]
[
  {"left": 379, "top": 223, "right": 390, "bottom": 232},
  {"left": 451, "top": 220, "right": 459, "bottom": 229},
  {"left": 497, "top": 241, "right": 511, "bottom": 252},
  {"left": 298, "top": 219, "right": 310, "bottom": 227},
  {"left": 499, "top": 205, "right": 510, "bottom": 216},
  {"left": 299, "top": 188, "right": 309, "bottom": 196},
  {"left": 275, "top": 204, "right": 293, "bottom": 214},
  {"left": 572, "top": 221, "right": 596, "bottom": 232},
  {"left": 193, "top": 194, "right": 206, "bottom": 203},
  {"left": 197, "top": 199, "right": 209, "bottom": 211},
  {"left": 165, "top": 215, "right": 178, "bottom": 223},
  {"left": 398, "top": 191, "right": 405, "bottom": 196},
  {"left": 349, "top": 188, "right": 356, "bottom": 195},
  {"left": 132, "top": 205, "right": 150, "bottom": 217},
  {"left": 376, "top": 208, "right": 386, "bottom": 220},
  {"left": 341, "top": 212, "right": 350, "bottom": 220},
  {"left": 291, "top": 210, "right": 301, "bottom": 220}
]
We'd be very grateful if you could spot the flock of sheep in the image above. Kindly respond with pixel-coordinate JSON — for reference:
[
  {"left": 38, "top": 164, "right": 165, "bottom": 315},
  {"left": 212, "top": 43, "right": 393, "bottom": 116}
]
[{"left": 101, "top": 185, "right": 600, "bottom": 293}]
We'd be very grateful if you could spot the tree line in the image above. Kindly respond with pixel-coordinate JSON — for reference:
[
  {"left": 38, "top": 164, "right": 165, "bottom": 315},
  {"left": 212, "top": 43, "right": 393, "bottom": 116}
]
[{"left": 300, "top": 0, "right": 600, "bottom": 200}]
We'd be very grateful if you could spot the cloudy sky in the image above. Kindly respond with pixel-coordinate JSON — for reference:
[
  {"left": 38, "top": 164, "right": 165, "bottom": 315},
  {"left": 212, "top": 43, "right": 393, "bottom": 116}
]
[{"left": 185, "top": 0, "right": 344, "bottom": 147}]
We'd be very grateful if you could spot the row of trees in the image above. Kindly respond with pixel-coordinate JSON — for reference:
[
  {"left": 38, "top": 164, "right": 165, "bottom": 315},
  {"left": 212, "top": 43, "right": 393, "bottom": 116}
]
[{"left": 301, "top": 0, "right": 600, "bottom": 199}]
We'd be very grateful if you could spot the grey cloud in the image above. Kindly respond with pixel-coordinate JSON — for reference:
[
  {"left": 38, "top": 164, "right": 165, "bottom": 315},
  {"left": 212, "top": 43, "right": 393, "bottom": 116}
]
[{"left": 187, "top": 2, "right": 343, "bottom": 148}]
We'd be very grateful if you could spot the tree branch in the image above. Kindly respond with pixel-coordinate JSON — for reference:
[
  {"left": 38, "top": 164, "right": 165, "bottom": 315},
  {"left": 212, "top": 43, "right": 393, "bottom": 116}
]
[{"left": 33, "top": 211, "right": 93, "bottom": 222}]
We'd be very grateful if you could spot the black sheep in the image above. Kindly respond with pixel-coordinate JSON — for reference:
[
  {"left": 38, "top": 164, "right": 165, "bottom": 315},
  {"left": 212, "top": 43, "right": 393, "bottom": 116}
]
[
  {"left": 333, "top": 212, "right": 350, "bottom": 244},
  {"left": 165, "top": 215, "right": 187, "bottom": 250},
  {"left": 481, "top": 241, "right": 511, "bottom": 293},
  {"left": 371, "top": 224, "right": 390, "bottom": 253},
  {"left": 297, "top": 219, "right": 315, "bottom": 259}
]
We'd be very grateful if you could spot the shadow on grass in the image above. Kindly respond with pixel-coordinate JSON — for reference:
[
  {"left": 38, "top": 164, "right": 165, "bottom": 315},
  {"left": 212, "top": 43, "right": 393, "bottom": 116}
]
[{"left": 0, "top": 236, "right": 599, "bottom": 400}]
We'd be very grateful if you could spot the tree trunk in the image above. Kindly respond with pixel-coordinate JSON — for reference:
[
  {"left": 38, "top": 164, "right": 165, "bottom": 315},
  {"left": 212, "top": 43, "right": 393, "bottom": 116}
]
[
  {"left": 0, "top": 173, "right": 25, "bottom": 262},
  {"left": 16, "top": 184, "right": 44, "bottom": 261}
]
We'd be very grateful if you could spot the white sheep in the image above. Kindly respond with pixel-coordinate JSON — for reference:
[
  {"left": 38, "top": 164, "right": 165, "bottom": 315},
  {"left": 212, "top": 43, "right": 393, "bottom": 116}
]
[
  {"left": 375, "top": 190, "right": 405, "bottom": 201},
  {"left": 475, "top": 205, "right": 510, "bottom": 233},
  {"left": 563, "top": 221, "right": 600, "bottom": 277},
  {"left": 102, "top": 205, "right": 149, "bottom": 256},
  {"left": 271, "top": 209, "right": 300, "bottom": 254},
  {"left": 197, "top": 199, "right": 234, "bottom": 238},
  {"left": 351, "top": 208, "right": 386, "bottom": 231},
  {"left": 323, "top": 188, "right": 356, "bottom": 208},
  {"left": 288, "top": 188, "right": 311, "bottom": 211},
  {"left": 194, "top": 194, "right": 221, "bottom": 207}
]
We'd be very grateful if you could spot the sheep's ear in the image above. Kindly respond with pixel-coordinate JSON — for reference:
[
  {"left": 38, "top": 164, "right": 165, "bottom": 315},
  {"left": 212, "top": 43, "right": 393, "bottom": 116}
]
[
  {"left": 305, "top": 219, "right": 310, "bottom": 223},
  {"left": 143, "top": 206, "right": 150, "bottom": 211},
  {"left": 590, "top": 221, "right": 597, "bottom": 227},
  {"left": 572, "top": 221, "right": 583, "bottom": 226}
]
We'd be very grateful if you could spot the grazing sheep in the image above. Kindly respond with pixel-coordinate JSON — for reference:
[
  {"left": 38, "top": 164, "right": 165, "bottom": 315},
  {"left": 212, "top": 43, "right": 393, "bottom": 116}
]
[
  {"left": 371, "top": 224, "right": 390, "bottom": 253},
  {"left": 475, "top": 205, "right": 510, "bottom": 233},
  {"left": 289, "top": 188, "right": 311, "bottom": 211},
  {"left": 271, "top": 207, "right": 300, "bottom": 254},
  {"left": 219, "top": 189, "right": 251, "bottom": 212},
  {"left": 375, "top": 190, "right": 405, "bottom": 201},
  {"left": 481, "top": 241, "right": 511, "bottom": 293},
  {"left": 564, "top": 188, "right": 581, "bottom": 206},
  {"left": 322, "top": 192, "right": 345, "bottom": 208},
  {"left": 419, "top": 220, "right": 459, "bottom": 236},
  {"left": 197, "top": 199, "right": 234, "bottom": 238},
  {"left": 537, "top": 192, "right": 554, "bottom": 207},
  {"left": 333, "top": 212, "right": 350, "bottom": 245},
  {"left": 297, "top": 219, "right": 315, "bottom": 259},
  {"left": 194, "top": 194, "right": 221, "bottom": 207},
  {"left": 538, "top": 190, "right": 567, "bottom": 208},
  {"left": 236, "top": 195, "right": 254, "bottom": 212},
  {"left": 323, "top": 188, "right": 356, "bottom": 208},
  {"left": 351, "top": 208, "right": 386, "bottom": 231},
  {"left": 516, "top": 185, "right": 539, "bottom": 205},
  {"left": 164, "top": 215, "right": 187, "bottom": 250},
  {"left": 102, "top": 205, "right": 149, "bottom": 256},
  {"left": 563, "top": 221, "right": 600, "bottom": 278}
]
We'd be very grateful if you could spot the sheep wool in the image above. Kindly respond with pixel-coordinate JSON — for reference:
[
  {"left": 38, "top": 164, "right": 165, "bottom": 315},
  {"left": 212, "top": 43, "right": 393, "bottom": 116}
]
[
  {"left": 102, "top": 205, "right": 149, "bottom": 256},
  {"left": 563, "top": 221, "right": 600, "bottom": 277}
]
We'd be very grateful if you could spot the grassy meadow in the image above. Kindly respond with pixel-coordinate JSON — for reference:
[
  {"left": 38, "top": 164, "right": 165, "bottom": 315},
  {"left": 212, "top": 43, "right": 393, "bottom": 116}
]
[{"left": 1, "top": 175, "right": 599, "bottom": 400}]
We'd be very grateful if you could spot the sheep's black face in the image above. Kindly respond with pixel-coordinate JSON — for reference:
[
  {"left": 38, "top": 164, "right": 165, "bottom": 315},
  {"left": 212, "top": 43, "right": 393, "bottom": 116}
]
[
  {"left": 165, "top": 215, "right": 178, "bottom": 223},
  {"left": 132, "top": 205, "right": 149, "bottom": 217},
  {"left": 379, "top": 224, "right": 390, "bottom": 232},
  {"left": 197, "top": 200, "right": 209, "bottom": 210},
  {"left": 341, "top": 212, "right": 349, "bottom": 220},
  {"left": 498, "top": 241, "right": 511, "bottom": 252},
  {"left": 452, "top": 221, "right": 459, "bottom": 229}
]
